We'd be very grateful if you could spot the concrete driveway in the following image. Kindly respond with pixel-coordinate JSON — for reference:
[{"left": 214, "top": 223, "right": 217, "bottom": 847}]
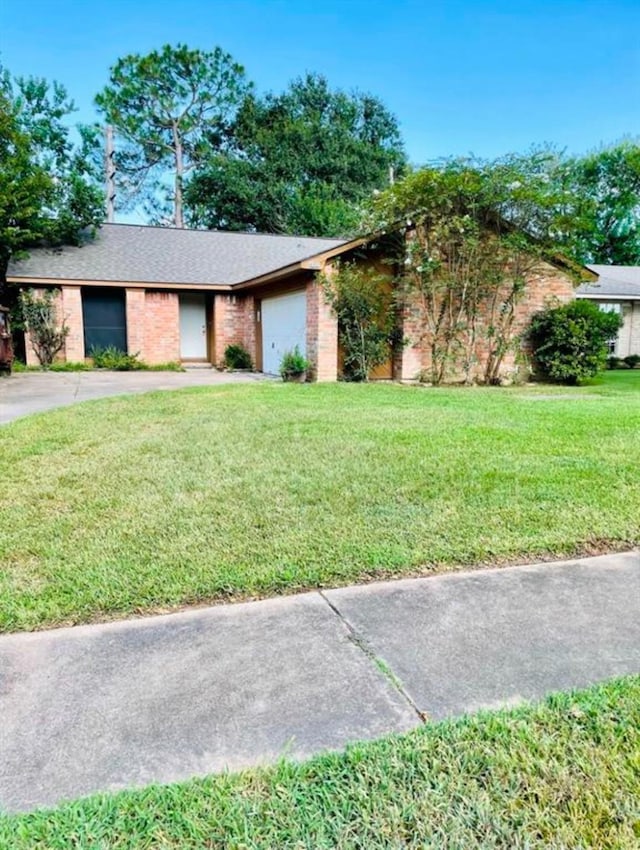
[
  {"left": 1, "top": 551, "right": 638, "bottom": 812},
  {"left": 0, "top": 369, "right": 270, "bottom": 424}
]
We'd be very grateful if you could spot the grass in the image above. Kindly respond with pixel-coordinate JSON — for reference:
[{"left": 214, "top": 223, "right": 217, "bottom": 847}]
[
  {"left": 2, "top": 676, "right": 638, "bottom": 848},
  {"left": 10, "top": 359, "right": 184, "bottom": 372},
  {"left": 1, "top": 371, "right": 640, "bottom": 632}
]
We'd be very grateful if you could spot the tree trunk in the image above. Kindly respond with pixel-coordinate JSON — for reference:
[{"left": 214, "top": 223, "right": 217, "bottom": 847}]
[{"left": 172, "top": 124, "right": 184, "bottom": 228}]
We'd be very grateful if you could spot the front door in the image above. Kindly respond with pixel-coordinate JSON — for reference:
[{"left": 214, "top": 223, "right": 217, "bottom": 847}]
[{"left": 179, "top": 294, "right": 207, "bottom": 360}]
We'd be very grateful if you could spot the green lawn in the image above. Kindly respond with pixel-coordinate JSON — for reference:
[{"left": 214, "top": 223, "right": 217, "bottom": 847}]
[
  {"left": 2, "top": 371, "right": 640, "bottom": 632},
  {"left": 3, "top": 676, "right": 639, "bottom": 849}
]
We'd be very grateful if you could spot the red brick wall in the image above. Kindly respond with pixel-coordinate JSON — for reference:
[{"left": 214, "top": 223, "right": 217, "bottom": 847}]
[
  {"left": 143, "top": 291, "right": 180, "bottom": 364},
  {"left": 125, "top": 288, "right": 180, "bottom": 364},
  {"left": 213, "top": 293, "right": 256, "bottom": 367},
  {"left": 125, "top": 289, "right": 145, "bottom": 357},
  {"left": 23, "top": 287, "right": 84, "bottom": 365},
  {"left": 61, "top": 286, "right": 84, "bottom": 361},
  {"left": 398, "top": 261, "right": 576, "bottom": 382},
  {"left": 306, "top": 272, "right": 338, "bottom": 382}
]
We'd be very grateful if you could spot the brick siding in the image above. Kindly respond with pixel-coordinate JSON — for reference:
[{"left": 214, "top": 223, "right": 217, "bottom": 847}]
[
  {"left": 398, "top": 261, "right": 576, "bottom": 382},
  {"left": 213, "top": 294, "right": 256, "bottom": 367},
  {"left": 306, "top": 272, "right": 338, "bottom": 382},
  {"left": 125, "top": 289, "right": 180, "bottom": 364}
]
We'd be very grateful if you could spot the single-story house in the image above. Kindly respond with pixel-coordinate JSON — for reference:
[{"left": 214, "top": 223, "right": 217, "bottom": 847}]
[
  {"left": 7, "top": 222, "right": 579, "bottom": 381},
  {"left": 577, "top": 265, "right": 640, "bottom": 356}
]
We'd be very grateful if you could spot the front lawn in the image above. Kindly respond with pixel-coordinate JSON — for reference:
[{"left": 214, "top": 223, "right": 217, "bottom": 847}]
[
  {"left": 1, "top": 372, "right": 640, "bottom": 632},
  {"left": 2, "top": 676, "right": 639, "bottom": 848}
]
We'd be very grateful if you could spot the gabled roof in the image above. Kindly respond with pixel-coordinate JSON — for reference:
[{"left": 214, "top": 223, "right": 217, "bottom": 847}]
[
  {"left": 577, "top": 264, "right": 640, "bottom": 300},
  {"left": 7, "top": 223, "right": 349, "bottom": 288}
]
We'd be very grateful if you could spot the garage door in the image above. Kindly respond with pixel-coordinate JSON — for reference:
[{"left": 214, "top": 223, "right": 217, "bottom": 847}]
[
  {"left": 261, "top": 290, "right": 307, "bottom": 375},
  {"left": 82, "top": 288, "right": 127, "bottom": 354}
]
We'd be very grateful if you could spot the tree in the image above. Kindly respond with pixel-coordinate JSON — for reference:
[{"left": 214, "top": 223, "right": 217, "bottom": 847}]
[
  {"left": 369, "top": 157, "right": 571, "bottom": 384},
  {"left": 485, "top": 142, "right": 640, "bottom": 265},
  {"left": 558, "top": 142, "right": 640, "bottom": 265},
  {"left": 95, "top": 44, "right": 251, "bottom": 227},
  {"left": 16, "top": 289, "right": 68, "bottom": 366},
  {"left": 529, "top": 299, "right": 622, "bottom": 383},
  {"left": 186, "top": 73, "right": 406, "bottom": 236},
  {"left": 322, "top": 261, "right": 398, "bottom": 381},
  {"left": 0, "top": 66, "right": 103, "bottom": 297}
]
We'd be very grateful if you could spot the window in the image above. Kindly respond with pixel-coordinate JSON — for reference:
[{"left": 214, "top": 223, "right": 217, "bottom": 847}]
[{"left": 599, "top": 303, "right": 622, "bottom": 354}]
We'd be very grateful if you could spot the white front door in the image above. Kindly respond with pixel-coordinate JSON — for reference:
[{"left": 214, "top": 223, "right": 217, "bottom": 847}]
[
  {"left": 180, "top": 294, "right": 207, "bottom": 359},
  {"left": 261, "top": 290, "right": 307, "bottom": 374}
]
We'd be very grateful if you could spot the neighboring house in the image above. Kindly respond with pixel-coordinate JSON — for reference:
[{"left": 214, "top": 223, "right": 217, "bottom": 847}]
[
  {"left": 576, "top": 265, "right": 640, "bottom": 357},
  {"left": 7, "top": 222, "right": 578, "bottom": 381}
]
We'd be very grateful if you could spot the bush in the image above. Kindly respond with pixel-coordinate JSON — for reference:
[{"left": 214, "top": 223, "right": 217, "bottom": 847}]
[
  {"left": 223, "top": 344, "right": 253, "bottom": 370},
  {"left": 322, "top": 263, "right": 397, "bottom": 382},
  {"left": 279, "top": 346, "right": 310, "bottom": 381},
  {"left": 90, "top": 346, "right": 146, "bottom": 371},
  {"left": 16, "top": 289, "right": 69, "bottom": 367},
  {"left": 529, "top": 300, "right": 622, "bottom": 384},
  {"left": 146, "top": 361, "right": 185, "bottom": 372},
  {"left": 607, "top": 356, "right": 626, "bottom": 370},
  {"left": 624, "top": 354, "right": 640, "bottom": 369}
]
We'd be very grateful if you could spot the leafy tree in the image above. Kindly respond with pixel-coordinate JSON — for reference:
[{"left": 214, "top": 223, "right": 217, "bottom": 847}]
[
  {"left": 529, "top": 299, "right": 622, "bottom": 384},
  {"left": 558, "top": 142, "right": 640, "bottom": 264},
  {"left": 186, "top": 73, "right": 406, "bottom": 236},
  {"left": 481, "top": 143, "right": 640, "bottom": 265},
  {"left": 0, "top": 66, "right": 103, "bottom": 297},
  {"left": 370, "top": 158, "right": 569, "bottom": 384},
  {"left": 323, "top": 261, "right": 398, "bottom": 381},
  {"left": 95, "top": 44, "right": 251, "bottom": 227}
]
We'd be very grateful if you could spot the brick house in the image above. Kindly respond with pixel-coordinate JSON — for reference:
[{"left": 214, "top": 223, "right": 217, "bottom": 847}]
[
  {"left": 7, "top": 222, "right": 578, "bottom": 381},
  {"left": 577, "top": 265, "right": 640, "bottom": 357}
]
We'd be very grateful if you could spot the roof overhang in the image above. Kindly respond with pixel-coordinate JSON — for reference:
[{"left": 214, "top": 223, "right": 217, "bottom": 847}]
[
  {"left": 6, "top": 237, "right": 368, "bottom": 293},
  {"left": 232, "top": 236, "right": 368, "bottom": 291},
  {"left": 5, "top": 276, "right": 233, "bottom": 291},
  {"left": 576, "top": 291, "right": 640, "bottom": 301}
]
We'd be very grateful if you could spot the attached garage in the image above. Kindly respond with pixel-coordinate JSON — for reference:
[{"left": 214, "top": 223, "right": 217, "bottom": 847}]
[
  {"left": 260, "top": 290, "right": 307, "bottom": 375},
  {"left": 82, "top": 288, "right": 127, "bottom": 354}
]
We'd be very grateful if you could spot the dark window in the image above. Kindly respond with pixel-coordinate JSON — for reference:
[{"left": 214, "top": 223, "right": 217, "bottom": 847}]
[{"left": 82, "top": 288, "right": 127, "bottom": 353}]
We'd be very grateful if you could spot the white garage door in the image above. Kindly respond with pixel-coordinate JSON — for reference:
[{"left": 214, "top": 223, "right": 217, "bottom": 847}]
[{"left": 261, "top": 290, "right": 307, "bottom": 375}]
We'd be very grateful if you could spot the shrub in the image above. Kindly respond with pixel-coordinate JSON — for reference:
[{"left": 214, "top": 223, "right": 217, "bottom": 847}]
[
  {"left": 529, "top": 300, "right": 622, "bottom": 384},
  {"left": 279, "top": 346, "right": 310, "bottom": 381},
  {"left": 147, "top": 361, "right": 185, "bottom": 372},
  {"left": 223, "top": 343, "right": 253, "bottom": 370},
  {"left": 624, "top": 354, "right": 640, "bottom": 369},
  {"left": 607, "top": 355, "right": 626, "bottom": 370},
  {"left": 16, "top": 289, "right": 69, "bottom": 367},
  {"left": 90, "top": 346, "right": 147, "bottom": 371},
  {"left": 322, "top": 263, "right": 397, "bottom": 382}
]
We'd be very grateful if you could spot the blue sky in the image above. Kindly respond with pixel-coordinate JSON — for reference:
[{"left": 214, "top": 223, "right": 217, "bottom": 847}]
[{"left": 1, "top": 0, "right": 638, "bottom": 164}]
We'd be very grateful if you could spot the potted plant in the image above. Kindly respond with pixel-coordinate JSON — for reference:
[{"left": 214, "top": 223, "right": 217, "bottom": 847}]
[{"left": 279, "top": 346, "right": 310, "bottom": 382}]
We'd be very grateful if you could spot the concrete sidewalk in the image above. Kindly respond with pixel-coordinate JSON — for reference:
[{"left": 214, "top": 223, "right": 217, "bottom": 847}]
[
  {"left": 0, "top": 370, "right": 270, "bottom": 424},
  {"left": 1, "top": 551, "right": 639, "bottom": 813}
]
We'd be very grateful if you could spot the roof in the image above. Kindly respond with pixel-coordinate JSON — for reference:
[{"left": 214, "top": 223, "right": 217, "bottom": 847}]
[
  {"left": 7, "top": 223, "right": 349, "bottom": 287},
  {"left": 577, "top": 264, "right": 640, "bottom": 300}
]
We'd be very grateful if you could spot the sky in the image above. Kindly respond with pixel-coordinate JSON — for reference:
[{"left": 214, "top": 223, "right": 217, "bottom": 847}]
[{"left": 1, "top": 0, "right": 638, "bottom": 166}]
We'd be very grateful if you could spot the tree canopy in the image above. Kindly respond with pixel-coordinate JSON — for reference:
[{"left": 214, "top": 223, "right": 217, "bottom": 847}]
[
  {"left": 185, "top": 73, "right": 406, "bottom": 237},
  {"left": 369, "top": 157, "right": 576, "bottom": 384},
  {"left": 556, "top": 142, "right": 640, "bottom": 265},
  {"left": 0, "top": 66, "right": 103, "bottom": 293},
  {"left": 95, "top": 44, "right": 251, "bottom": 227}
]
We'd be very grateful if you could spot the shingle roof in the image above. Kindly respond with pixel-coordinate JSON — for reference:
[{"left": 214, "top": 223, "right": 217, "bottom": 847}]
[
  {"left": 7, "top": 223, "right": 349, "bottom": 287},
  {"left": 577, "top": 264, "right": 640, "bottom": 299}
]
